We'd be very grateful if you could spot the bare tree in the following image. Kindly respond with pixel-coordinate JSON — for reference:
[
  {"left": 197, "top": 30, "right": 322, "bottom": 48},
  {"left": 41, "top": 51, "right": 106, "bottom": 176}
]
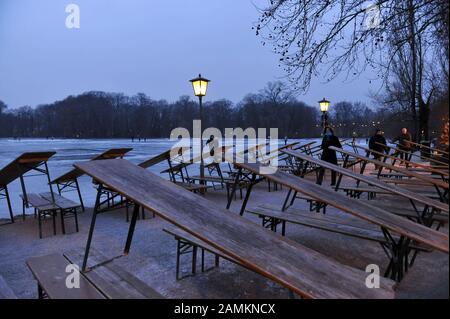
[
  {"left": 256, "top": 0, "right": 448, "bottom": 91},
  {"left": 256, "top": 0, "right": 448, "bottom": 139}
]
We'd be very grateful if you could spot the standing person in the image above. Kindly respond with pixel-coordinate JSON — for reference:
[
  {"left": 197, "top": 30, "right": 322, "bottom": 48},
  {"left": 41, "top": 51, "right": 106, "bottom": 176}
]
[
  {"left": 392, "top": 127, "right": 412, "bottom": 161},
  {"left": 284, "top": 136, "right": 288, "bottom": 145},
  {"left": 368, "top": 128, "right": 389, "bottom": 160},
  {"left": 368, "top": 129, "right": 388, "bottom": 170},
  {"left": 318, "top": 127, "right": 342, "bottom": 186}
]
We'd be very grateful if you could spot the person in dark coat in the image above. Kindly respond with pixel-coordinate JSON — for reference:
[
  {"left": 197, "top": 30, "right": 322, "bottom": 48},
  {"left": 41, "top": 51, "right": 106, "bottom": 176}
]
[
  {"left": 392, "top": 127, "right": 412, "bottom": 161},
  {"left": 318, "top": 127, "right": 342, "bottom": 186},
  {"left": 368, "top": 128, "right": 389, "bottom": 160}
]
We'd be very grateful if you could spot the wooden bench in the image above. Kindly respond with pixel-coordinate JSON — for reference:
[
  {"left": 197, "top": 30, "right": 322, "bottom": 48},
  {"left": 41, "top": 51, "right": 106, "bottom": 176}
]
[
  {"left": 0, "top": 152, "right": 56, "bottom": 224},
  {"left": 50, "top": 148, "right": 133, "bottom": 211},
  {"left": 75, "top": 159, "right": 396, "bottom": 298},
  {"left": 163, "top": 226, "right": 241, "bottom": 280},
  {"left": 246, "top": 205, "right": 429, "bottom": 254},
  {"left": 40, "top": 192, "right": 81, "bottom": 234},
  {"left": 27, "top": 251, "right": 163, "bottom": 299},
  {"left": 20, "top": 193, "right": 59, "bottom": 238}
]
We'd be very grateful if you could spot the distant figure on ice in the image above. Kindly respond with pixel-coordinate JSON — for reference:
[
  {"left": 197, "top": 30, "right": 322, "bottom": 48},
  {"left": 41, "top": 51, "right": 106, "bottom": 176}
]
[
  {"left": 392, "top": 127, "right": 412, "bottom": 161},
  {"left": 205, "top": 135, "right": 218, "bottom": 157},
  {"left": 318, "top": 127, "right": 342, "bottom": 186},
  {"left": 284, "top": 136, "right": 288, "bottom": 145}
]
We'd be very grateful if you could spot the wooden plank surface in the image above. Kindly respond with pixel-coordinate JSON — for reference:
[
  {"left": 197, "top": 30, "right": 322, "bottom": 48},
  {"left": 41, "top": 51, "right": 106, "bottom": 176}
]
[
  {"left": 357, "top": 144, "right": 449, "bottom": 175},
  {"left": 282, "top": 149, "right": 449, "bottom": 213},
  {"left": 397, "top": 140, "right": 449, "bottom": 156},
  {"left": 0, "top": 152, "right": 56, "bottom": 187},
  {"left": 74, "top": 159, "right": 396, "bottom": 299},
  {"left": 0, "top": 275, "right": 17, "bottom": 299},
  {"left": 330, "top": 147, "right": 449, "bottom": 190},
  {"left": 234, "top": 162, "right": 449, "bottom": 254},
  {"left": 51, "top": 148, "right": 132, "bottom": 184},
  {"left": 26, "top": 254, "right": 105, "bottom": 299},
  {"left": 382, "top": 143, "right": 449, "bottom": 167},
  {"left": 64, "top": 249, "right": 163, "bottom": 299},
  {"left": 138, "top": 146, "right": 190, "bottom": 169},
  {"left": 40, "top": 192, "right": 81, "bottom": 209}
]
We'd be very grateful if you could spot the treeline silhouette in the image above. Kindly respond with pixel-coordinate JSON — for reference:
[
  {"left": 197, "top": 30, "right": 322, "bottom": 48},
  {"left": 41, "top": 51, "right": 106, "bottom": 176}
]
[
  {"left": 0, "top": 85, "right": 446, "bottom": 139},
  {"left": 0, "top": 91, "right": 321, "bottom": 138}
]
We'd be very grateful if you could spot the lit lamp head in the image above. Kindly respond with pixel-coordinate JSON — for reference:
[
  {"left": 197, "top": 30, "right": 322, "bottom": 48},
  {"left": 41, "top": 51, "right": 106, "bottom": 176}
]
[
  {"left": 190, "top": 74, "right": 210, "bottom": 97},
  {"left": 319, "top": 98, "right": 330, "bottom": 113}
]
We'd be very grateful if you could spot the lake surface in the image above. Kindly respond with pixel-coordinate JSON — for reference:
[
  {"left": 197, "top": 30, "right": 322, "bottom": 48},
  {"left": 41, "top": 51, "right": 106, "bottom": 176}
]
[{"left": 0, "top": 137, "right": 363, "bottom": 219}]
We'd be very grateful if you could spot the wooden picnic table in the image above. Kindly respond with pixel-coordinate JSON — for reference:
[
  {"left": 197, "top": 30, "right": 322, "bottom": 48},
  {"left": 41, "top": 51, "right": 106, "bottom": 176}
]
[
  {"left": 74, "top": 159, "right": 396, "bottom": 299},
  {"left": 402, "top": 140, "right": 449, "bottom": 157},
  {"left": 329, "top": 147, "right": 449, "bottom": 196},
  {"left": 0, "top": 152, "right": 56, "bottom": 224},
  {"left": 357, "top": 144, "right": 449, "bottom": 177},
  {"left": 281, "top": 149, "right": 448, "bottom": 215},
  {"left": 378, "top": 143, "right": 449, "bottom": 167},
  {"left": 50, "top": 148, "right": 132, "bottom": 211},
  {"left": 231, "top": 162, "right": 448, "bottom": 255},
  {"left": 138, "top": 146, "right": 191, "bottom": 169}
]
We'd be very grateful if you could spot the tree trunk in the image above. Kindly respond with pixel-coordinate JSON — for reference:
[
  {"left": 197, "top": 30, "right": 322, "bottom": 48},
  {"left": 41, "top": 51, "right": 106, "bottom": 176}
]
[{"left": 418, "top": 98, "right": 430, "bottom": 141}]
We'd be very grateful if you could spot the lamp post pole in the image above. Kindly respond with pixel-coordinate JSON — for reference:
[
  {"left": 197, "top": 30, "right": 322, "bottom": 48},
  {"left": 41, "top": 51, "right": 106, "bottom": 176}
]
[
  {"left": 199, "top": 95, "right": 204, "bottom": 182},
  {"left": 190, "top": 74, "right": 210, "bottom": 189},
  {"left": 322, "top": 111, "right": 328, "bottom": 129}
]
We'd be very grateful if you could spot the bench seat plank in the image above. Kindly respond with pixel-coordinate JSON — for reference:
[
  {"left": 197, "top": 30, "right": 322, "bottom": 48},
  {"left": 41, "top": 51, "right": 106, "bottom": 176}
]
[
  {"left": 27, "top": 254, "right": 105, "bottom": 299},
  {"left": 75, "top": 159, "right": 396, "bottom": 299},
  {"left": 247, "top": 205, "right": 387, "bottom": 242},
  {"left": 0, "top": 275, "right": 17, "bottom": 299},
  {"left": 39, "top": 192, "right": 81, "bottom": 210},
  {"left": 64, "top": 250, "right": 163, "bottom": 299}
]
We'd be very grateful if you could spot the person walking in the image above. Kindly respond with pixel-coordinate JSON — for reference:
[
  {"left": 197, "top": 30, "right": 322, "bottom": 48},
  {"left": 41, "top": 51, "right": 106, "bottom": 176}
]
[
  {"left": 368, "top": 128, "right": 388, "bottom": 170},
  {"left": 318, "top": 127, "right": 342, "bottom": 186},
  {"left": 392, "top": 127, "right": 412, "bottom": 161},
  {"left": 368, "top": 129, "right": 389, "bottom": 160}
]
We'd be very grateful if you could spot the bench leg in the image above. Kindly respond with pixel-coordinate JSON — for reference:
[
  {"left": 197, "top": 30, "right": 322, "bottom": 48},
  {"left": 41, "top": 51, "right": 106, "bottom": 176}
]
[
  {"left": 74, "top": 208, "right": 79, "bottom": 232},
  {"left": 82, "top": 186, "right": 103, "bottom": 271},
  {"left": 215, "top": 255, "right": 220, "bottom": 267},
  {"left": 380, "top": 231, "right": 411, "bottom": 282},
  {"left": 192, "top": 246, "right": 198, "bottom": 275},
  {"left": 38, "top": 283, "right": 44, "bottom": 299},
  {"left": 22, "top": 199, "right": 26, "bottom": 221},
  {"left": 60, "top": 209, "right": 66, "bottom": 234},
  {"left": 124, "top": 203, "right": 140, "bottom": 255},
  {"left": 176, "top": 240, "right": 181, "bottom": 280}
]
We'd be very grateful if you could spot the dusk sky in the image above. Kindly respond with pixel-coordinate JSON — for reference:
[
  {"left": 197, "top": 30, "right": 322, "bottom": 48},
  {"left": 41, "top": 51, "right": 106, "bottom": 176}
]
[{"left": 0, "top": 0, "right": 381, "bottom": 109}]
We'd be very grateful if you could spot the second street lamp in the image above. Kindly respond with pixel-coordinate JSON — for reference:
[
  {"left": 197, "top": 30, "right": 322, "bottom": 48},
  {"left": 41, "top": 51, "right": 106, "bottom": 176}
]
[
  {"left": 319, "top": 98, "right": 330, "bottom": 129},
  {"left": 190, "top": 74, "right": 210, "bottom": 186}
]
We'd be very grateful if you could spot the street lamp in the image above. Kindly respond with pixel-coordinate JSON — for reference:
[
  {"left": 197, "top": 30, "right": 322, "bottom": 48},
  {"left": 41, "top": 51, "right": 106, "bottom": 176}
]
[
  {"left": 319, "top": 98, "right": 330, "bottom": 129},
  {"left": 190, "top": 74, "right": 210, "bottom": 185}
]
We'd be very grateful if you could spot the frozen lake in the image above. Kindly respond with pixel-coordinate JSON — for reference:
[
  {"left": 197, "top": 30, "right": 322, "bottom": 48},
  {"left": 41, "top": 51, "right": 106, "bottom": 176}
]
[{"left": 0, "top": 137, "right": 362, "bottom": 219}]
